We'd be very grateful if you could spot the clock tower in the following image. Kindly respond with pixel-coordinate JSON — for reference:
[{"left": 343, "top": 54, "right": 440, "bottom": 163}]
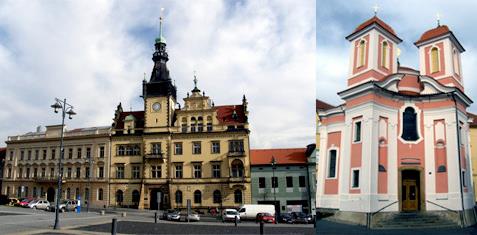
[{"left": 143, "top": 15, "right": 176, "bottom": 132}]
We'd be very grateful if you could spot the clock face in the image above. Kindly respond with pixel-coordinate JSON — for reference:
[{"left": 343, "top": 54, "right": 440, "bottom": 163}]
[{"left": 152, "top": 102, "right": 161, "bottom": 111}]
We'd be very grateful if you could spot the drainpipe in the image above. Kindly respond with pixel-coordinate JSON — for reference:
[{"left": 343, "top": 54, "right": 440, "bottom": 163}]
[{"left": 451, "top": 92, "right": 466, "bottom": 227}]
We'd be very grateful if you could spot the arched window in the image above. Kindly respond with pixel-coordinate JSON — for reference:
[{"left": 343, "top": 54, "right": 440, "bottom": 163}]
[
  {"left": 381, "top": 41, "right": 388, "bottom": 68},
  {"left": 213, "top": 190, "right": 222, "bottom": 204},
  {"left": 193, "top": 190, "right": 202, "bottom": 204},
  {"left": 66, "top": 188, "right": 71, "bottom": 199},
  {"left": 181, "top": 117, "right": 187, "bottom": 133},
  {"left": 132, "top": 190, "right": 140, "bottom": 205},
  {"left": 75, "top": 188, "right": 80, "bottom": 199},
  {"left": 431, "top": 47, "right": 440, "bottom": 73},
  {"left": 231, "top": 159, "right": 244, "bottom": 178},
  {"left": 84, "top": 188, "right": 89, "bottom": 201},
  {"left": 234, "top": 189, "right": 242, "bottom": 204},
  {"left": 402, "top": 107, "right": 419, "bottom": 141},
  {"left": 175, "top": 190, "right": 183, "bottom": 204},
  {"left": 198, "top": 116, "right": 204, "bottom": 132},
  {"left": 191, "top": 117, "right": 197, "bottom": 132},
  {"left": 207, "top": 116, "right": 213, "bottom": 131},
  {"left": 358, "top": 40, "right": 366, "bottom": 67},
  {"left": 116, "top": 190, "right": 123, "bottom": 205},
  {"left": 453, "top": 49, "right": 460, "bottom": 75},
  {"left": 98, "top": 188, "right": 104, "bottom": 201}
]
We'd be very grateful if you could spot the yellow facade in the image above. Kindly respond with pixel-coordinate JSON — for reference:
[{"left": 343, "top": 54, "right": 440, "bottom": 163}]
[
  {"left": 2, "top": 125, "right": 111, "bottom": 208},
  {"left": 469, "top": 116, "right": 477, "bottom": 201}
]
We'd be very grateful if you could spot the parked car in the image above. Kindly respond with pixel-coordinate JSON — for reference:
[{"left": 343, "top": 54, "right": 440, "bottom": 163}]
[
  {"left": 166, "top": 211, "right": 181, "bottom": 221},
  {"left": 256, "top": 212, "right": 276, "bottom": 223},
  {"left": 29, "top": 200, "right": 50, "bottom": 210},
  {"left": 162, "top": 209, "right": 178, "bottom": 220},
  {"left": 19, "top": 198, "right": 33, "bottom": 207},
  {"left": 180, "top": 212, "right": 200, "bottom": 222},
  {"left": 238, "top": 204, "right": 275, "bottom": 220},
  {"left": 291, "top": 212, "right": 313, "bottom": 224},
  {"left": 49, "top": 199, "right": 78, "bottom": 212},
  {"left": 279, "top": 213, "right": 293, "bottom": 223},
  {"left": 8, "top": 198, "right": 20, "bottom": 207},
  {"left": 222, "top": 209, "right": 240, "bottom": 223}
]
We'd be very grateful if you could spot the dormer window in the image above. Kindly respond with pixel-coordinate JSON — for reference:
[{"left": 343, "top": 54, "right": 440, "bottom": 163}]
[
  {"left": 431, "top": 47, "right": 440, "bottom": 73},
  {"left": 402, "top": 107, "right": 419, "bottom": 141}
]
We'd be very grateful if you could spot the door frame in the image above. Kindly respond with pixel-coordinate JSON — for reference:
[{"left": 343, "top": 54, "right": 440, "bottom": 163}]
[{"left": 398, "top": 167, "right": 426, "bottom": 212}]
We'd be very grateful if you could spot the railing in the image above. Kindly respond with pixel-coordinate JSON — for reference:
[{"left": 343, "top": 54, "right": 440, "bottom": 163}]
[
  {"left": 426, "top": 200, "right": 459, "bottom": 214},
  {"left": 227, "top": 151, "right": 245, "bottom": 157},
  {"left": 366, "top": 200, "right": 399, "bottom": 229}
]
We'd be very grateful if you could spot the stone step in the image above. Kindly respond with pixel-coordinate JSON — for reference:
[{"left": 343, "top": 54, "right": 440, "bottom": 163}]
[{"left": 373, "top": 212, "right": 458, "bottom": 229}]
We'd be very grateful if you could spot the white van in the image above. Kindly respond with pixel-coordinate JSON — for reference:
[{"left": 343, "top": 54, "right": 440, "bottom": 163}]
[{"left": 238, "top": 204, "right": 275, "bottom": 220}]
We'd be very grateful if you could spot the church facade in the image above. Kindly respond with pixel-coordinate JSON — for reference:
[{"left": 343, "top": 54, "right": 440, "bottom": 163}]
[{"left": 316, "top": 16, "right": 475, "bottom": 226}]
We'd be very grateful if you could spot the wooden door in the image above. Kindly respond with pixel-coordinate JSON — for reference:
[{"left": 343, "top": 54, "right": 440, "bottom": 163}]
[{"left": 402, "top": 179, "right": 418, "bottom": 211}]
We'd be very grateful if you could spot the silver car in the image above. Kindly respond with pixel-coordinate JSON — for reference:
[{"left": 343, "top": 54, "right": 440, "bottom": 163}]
[
  {"left": 29, "top": 200, "right": 50, "bottom": 210},
  {"left": 180, "top": 212, "right": 200, "bottom": 222}
]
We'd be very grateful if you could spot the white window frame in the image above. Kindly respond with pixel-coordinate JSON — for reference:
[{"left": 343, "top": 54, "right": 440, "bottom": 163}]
[
  {"left": 351, "top": 168, "right": 360, "bottom": 189},
  {"left": 326, "top": 148, "right": 339, "bottom": 179}
]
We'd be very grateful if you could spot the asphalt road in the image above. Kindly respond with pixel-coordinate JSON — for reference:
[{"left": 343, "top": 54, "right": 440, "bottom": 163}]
[{"left": 76, "top": 220, "right": 315, "bottom": 235}]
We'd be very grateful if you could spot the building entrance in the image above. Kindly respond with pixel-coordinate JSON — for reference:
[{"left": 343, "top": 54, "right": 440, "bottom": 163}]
[{"left": 401, "top": 170, "right": 420, "bottom": 212}]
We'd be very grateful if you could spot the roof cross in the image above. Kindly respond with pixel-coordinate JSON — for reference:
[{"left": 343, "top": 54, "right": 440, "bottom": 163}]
[{"left": 436, "top": 12, "right": 441, "bottom": 27}]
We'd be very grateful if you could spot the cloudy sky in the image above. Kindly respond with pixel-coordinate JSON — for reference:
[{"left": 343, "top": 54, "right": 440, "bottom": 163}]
[
  {"left": 0, "top": 0, "right": 315, "bottom": 148},
  {"left": 316, "top": 0, "right": 477, "bottom": 113}
]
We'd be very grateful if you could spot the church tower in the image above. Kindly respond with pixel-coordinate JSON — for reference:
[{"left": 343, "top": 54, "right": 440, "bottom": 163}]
[
  {"left": 143, "top": 14, "right": 177, "bottom": 132},
  {"left": 345, "top": 15, "right": 402, "bottom": 87},
  {"left": 414, "top": 23, "right": 465, "bottom": 91}
]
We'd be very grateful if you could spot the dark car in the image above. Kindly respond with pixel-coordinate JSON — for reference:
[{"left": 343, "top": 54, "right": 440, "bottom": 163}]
[
  {"left": 279, "top": 213, "right": 293, "bottom": 223},
  {"left": 291, "top": 212, "right": 313, "bottom": 224}
]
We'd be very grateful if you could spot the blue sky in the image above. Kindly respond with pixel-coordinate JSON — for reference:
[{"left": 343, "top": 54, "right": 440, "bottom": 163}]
[
  {"left": 0, "top": 0, "right": 315, "bottom": 148},
  {"left": 316, "top": 0, "right": 477, "bottom": 113}
]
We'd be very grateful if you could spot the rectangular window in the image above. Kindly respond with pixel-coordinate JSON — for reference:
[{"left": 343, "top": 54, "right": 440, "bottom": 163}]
[
  {"left": 86, "top": 147, "right": 91, "bottom": 158},
  {"left": 51, "top": 149, "right": 56, "bottom": 160},
  {"left": 76, "top": 167, "right": 81, "bottom": 178},
  {"left": 181, "top": 124, "right": 187, "bottom": 133},
  {"left": 151, "top": 165, "right": 161, "bottom": 178},
  {"left": 7, "top": 168, "right": 12, "bottom": 178},
  {"left": 259, "top": 177, "right": 266, "bottom": 188},
  {"left": 151, "top": 143, "right": 161, "bottom": 155},
  {"left": 98, "top": 167, "right": 104, "bottom": 178},
  {"left": 352, "top": 169, "right": 360, "bottom": 188},
  {"left": 9, "top": 151, "right": 13, "bottom": 161},
  {"left": 271, "top": 177, "right": 278, "bottom": 188},
  {"left": 192, "top": 142, "right": 201, "bottom": 154},
  {"left": 41, "top": 168, "right": 46, "bottom": 177},
  {"left": 354, "top": 121, "right": 362, "bottom": 142},
  {"left": 286, "top": 176, "right": 293, "bottom": 188},
  {"left": 68, "top": 148, "right": 73, "bottom": 159},
  {"left": 299, "top": 176, "right": 306, "bottom": 187},
  {"left": 462, "top": 170, "right": 466, "bottom": 187},
  {"left": 20, "top": 150, "right": 24, "bottom": 160},
  {"left": 211, "top": 141, "right": 220, "bottom": 154},
  {"left": 132, "top": 166, "right": 140, "bottom": 179},
  {"left": 67, "top": 168, "right": 72, "bottom": 178},
  {"left": 19, "top": 168, "right": 23, "bottom": 178},
  {"left": 50, "top": 168, "right": 54, "bottom": 178},
  {"left": 33, "top": 168, "right": 38, "bottom": 178},
  {"left": 27, "top": 150, "right": 31, "bottom": 160},
  {"left": 77, "top": 148, "right": 82, "bottom": 159},
  {"left": 85, "top": 167, "right": 90, "bottom": 178},
  {"left": 116, "top": 166, "right": 124, "bottom": 179},
  {"left": 35, "top": 150, "right": 39, "bottom": 160},
  {"left": 193, "top": 164, "right": 202, "bottom": 178},
  {"left": 207, "top": 123, "right": 212, "bottom": 132},
  {"left": 229, "top": 140, "right": 244, "bottom": 153},
  {"left": 212, "top": 164, "right": 221, "bottom": 178},
  {"left": 99, "top": 146, "right": 105, "bottom": 158},
  {"left": 198, "top": 123, "right": 204, "bottom": 132},
  {"left": 175, "top": 143, "right": 183, "bottom": 155},
  {"left": 175, "top": 165, "right": 183, "bottom": 178},
  {"left": 328, "top": 150, "right": 337, "bottom": 178},
  {"left": 42, "top": 150, "right": 47, "bottom": 160}
]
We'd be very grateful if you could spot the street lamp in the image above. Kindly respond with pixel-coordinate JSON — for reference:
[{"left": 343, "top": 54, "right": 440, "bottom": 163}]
[
  {"left": 51, "top": 98, "right": 76, "bottom": 230},
  {"left": 271, "top": 156, "right": 277, "bottom": 223}
]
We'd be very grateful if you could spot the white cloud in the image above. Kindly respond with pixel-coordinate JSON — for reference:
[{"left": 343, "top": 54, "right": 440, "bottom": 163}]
[{"left": 0, "top": 0, "right": 315, "bottom": 149}]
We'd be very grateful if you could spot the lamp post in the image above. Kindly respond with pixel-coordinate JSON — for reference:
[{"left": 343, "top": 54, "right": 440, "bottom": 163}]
[
  {"left": 271, "top": 156, "right": 277, "bottom": 223},
  {"left": 51, "top": 98, "right": 76, "bottom": 230}
]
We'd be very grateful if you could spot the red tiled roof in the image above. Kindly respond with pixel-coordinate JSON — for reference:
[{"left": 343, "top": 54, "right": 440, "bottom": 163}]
[
  {"left": 215, "top": 105, "right": 246, "bottom": 125},
  {"left": 352, "top": 16, "right": 398, "bottom": 38},
  {"left": 415, "top": 25, "right": 450, "bottom": 44},
  {"left": 469, "top": 112, "right": 477, "bottom": 128},
  {"left": 250, "top": 148, "right": 307, "bottom": 166},
  {"left": 114, "top": 111, "right": 145, "bottom": 129},
  {"left": 316, "top": 99, "right": 335, "bottom": 111}
]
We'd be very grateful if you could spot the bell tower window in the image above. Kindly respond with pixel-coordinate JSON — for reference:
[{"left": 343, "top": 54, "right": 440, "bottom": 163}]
[
  {"left": 381, "top": 41, "right": 388, "bottom": 68},
  {"left": 431, "top": 47, "right": 440, "bottom": 73},
  {"left": 453, "top": 49, "right": 460, "bottom": 76},
  {"left": 358, "top": 40, "right": 366, "bottom": 67},
  {"left": 401, "top": 107, "right": 419, "bottom": 141}
]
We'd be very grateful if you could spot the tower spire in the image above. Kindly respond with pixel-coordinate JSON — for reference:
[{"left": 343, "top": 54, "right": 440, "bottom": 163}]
[{"left": 156, "top": 8, "right": 166, "bottom": 44}]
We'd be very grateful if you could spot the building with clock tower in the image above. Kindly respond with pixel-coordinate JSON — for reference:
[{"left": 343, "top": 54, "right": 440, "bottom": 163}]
[{"left": 109, "top": 17, "right": 251, "bottom": 211}]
